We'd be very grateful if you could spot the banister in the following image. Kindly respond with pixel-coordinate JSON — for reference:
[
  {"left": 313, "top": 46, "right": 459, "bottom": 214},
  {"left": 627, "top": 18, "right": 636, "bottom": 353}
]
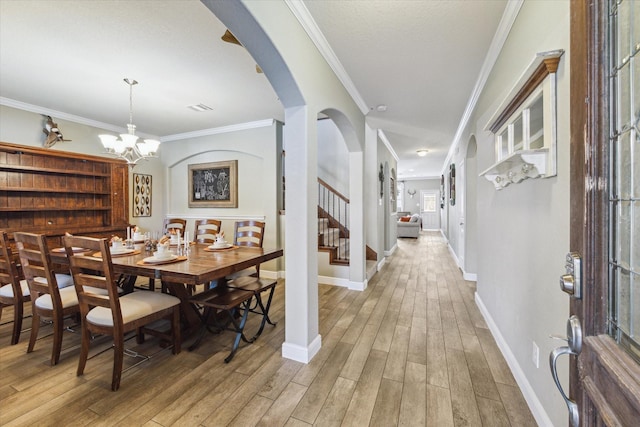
[{"left": 317, "top": 178, "right": 349, "bottom": 203}]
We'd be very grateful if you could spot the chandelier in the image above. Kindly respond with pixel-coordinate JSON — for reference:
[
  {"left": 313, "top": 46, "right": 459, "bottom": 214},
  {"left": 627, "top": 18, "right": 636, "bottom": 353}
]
[{"left": 99, "top": 78, "right": 160, "bottom": 166}]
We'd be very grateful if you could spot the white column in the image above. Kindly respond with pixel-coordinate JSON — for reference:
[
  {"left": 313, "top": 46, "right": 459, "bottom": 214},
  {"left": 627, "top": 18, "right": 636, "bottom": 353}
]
[
  {"left": 348, "top": 150, "right": 366, "bottom": 290},
  {"left": 282, "top": 105, "right": 321, "bottom": 363}
]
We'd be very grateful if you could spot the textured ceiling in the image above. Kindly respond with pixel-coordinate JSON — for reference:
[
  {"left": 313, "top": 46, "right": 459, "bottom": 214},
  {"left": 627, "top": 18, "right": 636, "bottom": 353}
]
[{"left": 0, "top": 0, "right": 507, "bottom": 179}]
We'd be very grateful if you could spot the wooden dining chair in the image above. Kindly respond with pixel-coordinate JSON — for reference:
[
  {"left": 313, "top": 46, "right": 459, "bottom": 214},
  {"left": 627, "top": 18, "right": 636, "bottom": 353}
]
[
  {"left": 193, "top": 218, "right": 222, "bottom": 244},
  {"left": 14, "top": 232, "right": 77, "bottom": 365},
  {"left": 144, "top": 217, "right": 188, "bottom": 292},
  {"left": 0, "top": 231, "right": 31, "bottom": 345},
  {"left": 227, "top": 220, "right": 278, "bottom": 338},
  {"left": 232, "top": 220, "right": 265, "bottom": 277},
  {"left": 163, "top": 218, "right": 187, "bottom": 235},
  {"left": 63, "top": 235, "right": 181, "bottom": 391}
]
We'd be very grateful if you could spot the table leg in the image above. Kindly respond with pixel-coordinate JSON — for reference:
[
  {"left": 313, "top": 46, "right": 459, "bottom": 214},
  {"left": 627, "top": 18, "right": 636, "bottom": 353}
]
[{"left": 163, "top": 280, "right": 202, "bottom": 337}]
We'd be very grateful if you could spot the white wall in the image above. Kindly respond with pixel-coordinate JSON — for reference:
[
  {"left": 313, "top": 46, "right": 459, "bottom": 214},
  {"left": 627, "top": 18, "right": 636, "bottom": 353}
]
[
  {"left": 159, "top": 121, "right": 283, "bottom": 274},
  {"left": 399, "top": 178, "right": 441, "bottom": 214},
  {"left": 317, "top": 118, "right": 349, "bottom": 197},
  {"left": 452, "top": 1, "right": 571, "bottom": 425}
]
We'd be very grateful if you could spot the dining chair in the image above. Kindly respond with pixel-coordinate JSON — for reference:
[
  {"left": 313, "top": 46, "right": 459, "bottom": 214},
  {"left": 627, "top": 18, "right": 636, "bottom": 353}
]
[
  {"left": 147, "top": 217, "right": 187, "bottom": 292},
  {"left": 0, "top": 231, "right": 31, "bottom": 345},
  {"left": 193, "top": 218, "right": 222, "bottom": 244},
  {"left": 63, "top": 235, "right": 181, "bottom": 391},
  {"left": 163, "top": 218, "right": 187, "bottom": 235},
  {"left": 227, "top": 220, "right": 278, "bottom": 338},
  {"left": 232, "top": 220, "right": 266, "bottom": 277},
  {"left": 14, "top": 232, "right": 77, "bottom": 365}
]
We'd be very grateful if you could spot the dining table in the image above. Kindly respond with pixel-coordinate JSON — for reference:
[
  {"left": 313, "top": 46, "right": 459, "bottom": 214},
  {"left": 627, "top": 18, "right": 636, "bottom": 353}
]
[{"left": 52, "top": 242, "right": 283, "bottom": 336}]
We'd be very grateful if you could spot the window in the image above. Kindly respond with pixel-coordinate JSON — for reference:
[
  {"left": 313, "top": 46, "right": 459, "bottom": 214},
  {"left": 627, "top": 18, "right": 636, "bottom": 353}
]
[
  {"left": 607, "top": 0, "right": 639, "bottom": 362},
  {"left": 422, "top": 193, "right": 436, "bottom": 213}
]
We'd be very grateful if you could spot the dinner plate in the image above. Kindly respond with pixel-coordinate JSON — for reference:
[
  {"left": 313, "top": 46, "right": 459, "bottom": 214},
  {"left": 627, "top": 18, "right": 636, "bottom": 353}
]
[
  {"left": 110, "top": 247, "right": 132, "bottom": 255},
  {"left": 208, "top": 243, "right": 232, "bottom": 250},
  {"left": 109, "top": 248, "right": 136, "bottom": 256},
  {"left": 143, "top": 254, "right": 178, "bottom": 264}
]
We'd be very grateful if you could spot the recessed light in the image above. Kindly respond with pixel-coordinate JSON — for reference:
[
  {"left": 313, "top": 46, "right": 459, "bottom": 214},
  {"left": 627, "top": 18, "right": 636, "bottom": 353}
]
[
  {"left": 416, "top": 149, "right": 429, "bottom": 157},
  {"left": 376, "top": 104, "right": 387, "bottom": 112}
]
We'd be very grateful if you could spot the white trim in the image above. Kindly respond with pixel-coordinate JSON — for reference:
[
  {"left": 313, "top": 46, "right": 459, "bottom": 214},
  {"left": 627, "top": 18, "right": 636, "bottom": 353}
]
[
  {"left": 282, "top": 334, "right": 322, "bottom": 363},
  {"left": 0, "top": 96, "right": 275, "bottom": 143},
  {"left": 475, "top": 293, "right": 554, "bottom": 427},
  {"left": 161, "top": 119, "right": 276, "bottom": 142},
  {"left": 258, "top": 270, "right": 279, "bottom": 280},
  {"left": 0, "top": 97, "right": 158, "bottom": 138},
  {"left": 285, "top": 0, "right": 369, "bottom": 116},
  {"left": 462, "top": 271, "right": 477, "bottom": 282},
  {"left": 441, "top": 0, "right": 524, "bottom": 175},
  {"left": 165, "top": 214, "right": 266, "bottom": 221},
  {"left": 378, "top": 130, "right": 399, "bottom": 162},
  {"left": 447, "top": 242, "right": 461, "bottom": 269},
  {"left": 384, "top": 242, "right": 397, "bottom": 257},
  {"left": 377, "top": 257, "right": 386, "bottom": 271},
  {"left": 318, "top": 275, "right": 366, "bottom": 291}
]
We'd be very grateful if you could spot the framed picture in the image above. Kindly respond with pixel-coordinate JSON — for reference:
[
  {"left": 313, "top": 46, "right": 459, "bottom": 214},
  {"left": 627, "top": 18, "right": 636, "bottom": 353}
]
[
  {"left": 188, "top": 160, "right": 238, "bottom": 208},
  {"left": 449, "top": 163, "right": 456, "bottom": 206},
  {"left": 133, "top": 173, "right": 152, "bottom": 217}
]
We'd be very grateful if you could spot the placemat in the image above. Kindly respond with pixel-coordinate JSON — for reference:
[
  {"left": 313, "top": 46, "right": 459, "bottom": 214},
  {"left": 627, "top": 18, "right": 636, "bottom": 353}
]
[{"left": 137, "top": 255, "right": 188, "bottom": 265}]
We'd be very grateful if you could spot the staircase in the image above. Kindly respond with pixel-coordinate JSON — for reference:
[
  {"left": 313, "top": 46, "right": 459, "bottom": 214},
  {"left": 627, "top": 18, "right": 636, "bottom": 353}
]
[{"left": 317, "top": 178, "right": 377, "bottom": 266}]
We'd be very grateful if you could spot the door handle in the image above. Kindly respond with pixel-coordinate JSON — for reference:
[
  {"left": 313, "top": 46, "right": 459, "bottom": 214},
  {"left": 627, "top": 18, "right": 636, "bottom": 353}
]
[{"left": 549, "top": 315, "right": 582, "bottom": 427}]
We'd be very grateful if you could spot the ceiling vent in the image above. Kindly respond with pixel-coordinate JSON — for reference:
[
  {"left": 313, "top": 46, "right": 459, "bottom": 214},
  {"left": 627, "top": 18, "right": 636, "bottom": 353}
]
[{"left": 188, "top": 104, "right": 213, "bottom": 112}]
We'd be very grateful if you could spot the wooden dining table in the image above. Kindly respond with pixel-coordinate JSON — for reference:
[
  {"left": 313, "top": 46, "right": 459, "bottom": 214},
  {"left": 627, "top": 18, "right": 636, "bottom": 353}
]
[{"left": 52, "top": 243, "right": 283, "bottom": 336}]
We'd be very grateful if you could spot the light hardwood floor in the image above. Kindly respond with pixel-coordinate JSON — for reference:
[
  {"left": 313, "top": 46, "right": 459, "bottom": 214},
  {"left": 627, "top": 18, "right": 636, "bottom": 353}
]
[{"left": 0, "top": 231, "right": 537, "bottom": 426}]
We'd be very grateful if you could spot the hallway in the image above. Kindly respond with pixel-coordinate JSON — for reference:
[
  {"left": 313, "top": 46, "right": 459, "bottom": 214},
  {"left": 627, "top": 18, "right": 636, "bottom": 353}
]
[{"left": 0, "top": 231, "right": 537, "bottom": 426}]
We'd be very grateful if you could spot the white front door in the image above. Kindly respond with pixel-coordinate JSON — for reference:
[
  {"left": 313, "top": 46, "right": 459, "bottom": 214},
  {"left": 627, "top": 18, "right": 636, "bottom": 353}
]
[{"left": 420, "top": 191, "right": 439, "bottom": 230}]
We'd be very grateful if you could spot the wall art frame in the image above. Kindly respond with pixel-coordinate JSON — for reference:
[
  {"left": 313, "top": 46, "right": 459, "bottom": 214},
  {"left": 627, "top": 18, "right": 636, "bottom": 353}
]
[
  {"left": 133, "top": 173, "right": 152, "bottom": 217},
  {"left": 188, "top": 160, "right": 238, "bottom": 208}
]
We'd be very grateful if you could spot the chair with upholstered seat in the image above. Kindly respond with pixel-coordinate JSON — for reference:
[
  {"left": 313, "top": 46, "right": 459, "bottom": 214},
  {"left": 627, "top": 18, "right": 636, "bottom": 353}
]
[
  {"left": 227, "top": 220, "right": 278, "bottom": 338},
  {"left": 0, "top": 231, "right": 31, "bottom": 345},
  {"left": 193, "top": 219, "right": 222, "bottom": 244},
  {"left": 14, "top": 232, "right": 77, "bottom": 365},
  {"left": 63, "top": 235, "right": 181, "bottom": 391}
]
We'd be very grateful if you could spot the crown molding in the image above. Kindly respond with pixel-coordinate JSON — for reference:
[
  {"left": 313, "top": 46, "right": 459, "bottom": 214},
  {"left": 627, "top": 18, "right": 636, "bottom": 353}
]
[
  {"left": 285, "top": 0, "right": 370, "bottom": 115},
  {"left": 161, "top": 119, "right": 276, "bottom": 142},
  {"left": 378, "top": 129, "right": 399, "bottom": 162},
  {"left": 441, "top": 0, "right": 524, "bottom": 174},
  {"left": 0, "top": 96, "right": 159, "bottom": 138}
]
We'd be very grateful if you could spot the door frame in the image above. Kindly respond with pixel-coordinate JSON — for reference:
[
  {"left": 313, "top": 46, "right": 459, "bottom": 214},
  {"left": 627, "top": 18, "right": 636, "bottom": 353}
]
[{"left": 570, "top": 1, "right": 640, "bottom": 425}]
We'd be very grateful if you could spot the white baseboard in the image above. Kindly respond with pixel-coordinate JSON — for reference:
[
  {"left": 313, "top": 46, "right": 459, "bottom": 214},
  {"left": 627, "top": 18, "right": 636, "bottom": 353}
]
[
  {"left": 318, "top": 275, "right": 366, "bottom": 291},
  {"left": 384, "top": 242, "right": 397, "bottom": 257},
  {"left": 475, "top": 292, "right": 554, "bottom": 427},
  {"left": 377, "top": 257, "right": 386, "bottom": 271},
  {"left": 259, "top": 269, "right": 280, "bottom": 280},
  {"left": 282, "top": 334, "right": 322, "bottom": 363},
  {"left": 447, "top": 242, "right": 460, "bottom": 268},
  {"left": 462, "top": 271, "right": 477, "bottom": 282}
]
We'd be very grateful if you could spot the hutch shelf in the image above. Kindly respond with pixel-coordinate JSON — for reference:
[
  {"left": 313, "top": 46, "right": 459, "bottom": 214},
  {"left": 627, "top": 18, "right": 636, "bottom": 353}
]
[{"left": 0, "top": 141, "right": 129, "bottom": 246}]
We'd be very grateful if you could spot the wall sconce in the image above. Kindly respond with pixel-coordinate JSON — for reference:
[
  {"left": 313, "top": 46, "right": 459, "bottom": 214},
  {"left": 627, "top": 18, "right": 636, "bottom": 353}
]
[
  {"left": 407, "top": 188, "right": 417, "bottom": 198},
  {"left": 378, "top": 164, "right": 385, "bottom": 198}
]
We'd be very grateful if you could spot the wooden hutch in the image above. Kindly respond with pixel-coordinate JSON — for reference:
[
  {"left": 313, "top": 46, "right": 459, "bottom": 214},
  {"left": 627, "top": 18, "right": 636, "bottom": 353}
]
[{"left": 0, "top": 141, "right": 129, "bottom": 247}]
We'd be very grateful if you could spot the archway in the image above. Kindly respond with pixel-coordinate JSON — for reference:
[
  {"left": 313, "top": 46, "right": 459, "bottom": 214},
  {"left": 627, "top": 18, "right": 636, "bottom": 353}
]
[
  {"left": 464, "top": 136, "right": 478, "bottom": 279},
  {"left": 202, "top": 1, "right": 366, "bottom": 362}
]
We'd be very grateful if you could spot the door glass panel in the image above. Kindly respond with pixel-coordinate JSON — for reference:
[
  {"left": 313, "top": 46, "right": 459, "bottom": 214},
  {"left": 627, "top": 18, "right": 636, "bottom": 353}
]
[
  {"left": 529, "top": 95, "right": 544, "bottom": 149},
  {"left": 608, "top": 0, "right": 639, "bottom": 362},
  {"left": 422, "top": 193, "right": 436, "bottom": 213},
  {"left": 513, "top": 115, "right": 523, "bottom": 151}
]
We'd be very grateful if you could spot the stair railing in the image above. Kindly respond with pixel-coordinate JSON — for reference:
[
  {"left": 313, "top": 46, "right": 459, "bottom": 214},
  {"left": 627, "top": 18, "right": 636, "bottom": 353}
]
[{"left": 318, "top": 178, "right": 349, "bottom": 261}]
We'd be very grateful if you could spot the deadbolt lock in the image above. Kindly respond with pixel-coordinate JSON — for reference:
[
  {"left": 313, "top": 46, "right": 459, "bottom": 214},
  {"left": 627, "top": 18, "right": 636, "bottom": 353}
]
[{"left": 559, "top": 252, "right": 581, "bottom": 299}]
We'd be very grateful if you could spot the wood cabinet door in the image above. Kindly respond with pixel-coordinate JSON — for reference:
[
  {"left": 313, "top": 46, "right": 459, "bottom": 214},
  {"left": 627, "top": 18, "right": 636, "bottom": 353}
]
[{"left": 110, "top": 163, "right": 129, "bottom": 227}]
